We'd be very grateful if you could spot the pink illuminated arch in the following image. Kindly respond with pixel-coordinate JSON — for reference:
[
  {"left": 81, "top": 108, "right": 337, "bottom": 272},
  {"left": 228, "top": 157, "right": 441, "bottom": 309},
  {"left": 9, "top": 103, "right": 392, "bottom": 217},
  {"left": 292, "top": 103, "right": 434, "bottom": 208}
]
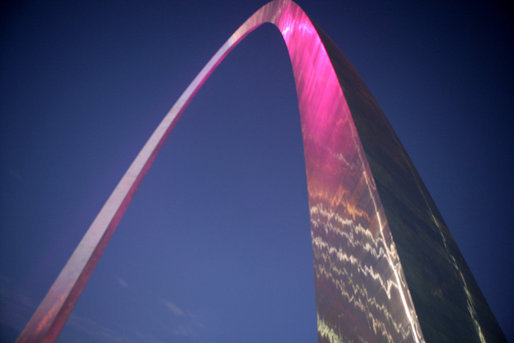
[{"left": 17, "top": 1, "right": 424, "bottom": 342}]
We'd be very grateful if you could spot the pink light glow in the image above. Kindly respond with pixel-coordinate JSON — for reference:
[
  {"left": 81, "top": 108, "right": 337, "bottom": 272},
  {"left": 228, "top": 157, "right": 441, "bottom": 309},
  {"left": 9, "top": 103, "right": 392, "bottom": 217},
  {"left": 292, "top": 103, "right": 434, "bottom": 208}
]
[{"left": 17, "top": 1, "right": 424, "bottom": 342}]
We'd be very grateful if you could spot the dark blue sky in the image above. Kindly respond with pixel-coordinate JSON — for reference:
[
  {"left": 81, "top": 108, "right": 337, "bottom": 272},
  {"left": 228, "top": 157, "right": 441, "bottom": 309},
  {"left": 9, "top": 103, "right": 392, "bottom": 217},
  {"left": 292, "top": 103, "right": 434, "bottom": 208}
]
[{"left": 1, "top": 0, "right": 512, "bottom": 342}]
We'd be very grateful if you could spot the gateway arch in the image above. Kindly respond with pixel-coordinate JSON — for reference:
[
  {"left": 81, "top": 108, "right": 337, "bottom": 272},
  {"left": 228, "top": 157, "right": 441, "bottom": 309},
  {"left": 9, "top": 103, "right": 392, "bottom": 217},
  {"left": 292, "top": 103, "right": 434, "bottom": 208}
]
[{"left": 17, "top": 1, "right": 506, "bottom": 342}]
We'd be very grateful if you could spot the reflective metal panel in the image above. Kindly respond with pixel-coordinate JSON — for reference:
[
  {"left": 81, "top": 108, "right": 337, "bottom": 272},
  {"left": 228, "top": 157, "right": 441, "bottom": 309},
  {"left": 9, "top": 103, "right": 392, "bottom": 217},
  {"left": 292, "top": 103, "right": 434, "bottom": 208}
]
[{"left": 315, "top": 25, "right": 507, "bottom": 343}]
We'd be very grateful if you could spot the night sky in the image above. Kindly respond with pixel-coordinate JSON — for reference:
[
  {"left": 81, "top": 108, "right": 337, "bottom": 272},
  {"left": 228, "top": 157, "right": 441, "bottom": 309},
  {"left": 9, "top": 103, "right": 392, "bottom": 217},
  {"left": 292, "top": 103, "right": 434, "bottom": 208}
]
[{"left": 0, "top": 1, "right": 512, "bottom": 342}]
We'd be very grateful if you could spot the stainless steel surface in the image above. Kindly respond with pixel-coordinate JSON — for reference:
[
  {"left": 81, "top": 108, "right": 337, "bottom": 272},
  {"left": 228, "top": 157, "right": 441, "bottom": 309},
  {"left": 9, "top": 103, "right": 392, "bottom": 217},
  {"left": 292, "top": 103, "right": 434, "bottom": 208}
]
[{"left": 23, "top": 0, "right": 507, "bottom": 341}]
